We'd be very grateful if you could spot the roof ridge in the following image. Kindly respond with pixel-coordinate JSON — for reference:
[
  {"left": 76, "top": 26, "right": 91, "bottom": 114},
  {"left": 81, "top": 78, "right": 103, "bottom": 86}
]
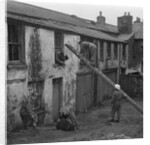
[
  {"left": 105, "top": 23, "right": 117, "bottom": 27},
  {"left": 8, "top": 1, "right": 75, "bottom": 18},
  {"left": 8, "top": 12, "right": 82, "bottom": 29},
  {"left": 70, "top": 15, "right": 95, "bottom": 22},
  {"left": 8, "top": 1, "right": 120, "bottom": 34}
]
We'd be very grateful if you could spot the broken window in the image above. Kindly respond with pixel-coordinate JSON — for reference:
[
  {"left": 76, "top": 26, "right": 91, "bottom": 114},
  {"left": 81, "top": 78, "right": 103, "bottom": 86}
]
[
  {"left": 55, "top": 31, "right": 68, "bottom": 66},
  {"left": 7, "top": 22, "right": 24, "bottom": 63},
  {"left": 122, "top": 44, "right": 126, "bottom": 59},
  {"left": 100, "top": 41, "right": 104, "bottom": 60},
  {"left": 107, "top": 42, "right": 111, "bottom": 59},
  {"left": 114, "top": 43, "right": 118, "bottom": 59}
]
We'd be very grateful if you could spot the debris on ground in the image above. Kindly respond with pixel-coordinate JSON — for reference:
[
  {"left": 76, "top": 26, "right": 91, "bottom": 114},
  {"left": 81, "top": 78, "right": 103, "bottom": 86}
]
[{"left": 7, "top": 99, "right": 143, "bottom": 144}]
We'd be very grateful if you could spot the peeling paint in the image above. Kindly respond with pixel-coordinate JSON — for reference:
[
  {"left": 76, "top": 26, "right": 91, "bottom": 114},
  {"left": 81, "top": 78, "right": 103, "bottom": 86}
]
[
  {"left": 7, "top": 25, "right": 80, "bottom": 130},
  {"left": 28, "top": 28, "right": 42, "bottom": 81}
]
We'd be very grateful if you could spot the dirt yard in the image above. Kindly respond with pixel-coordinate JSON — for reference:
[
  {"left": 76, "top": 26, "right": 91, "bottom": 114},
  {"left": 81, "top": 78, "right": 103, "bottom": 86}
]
[{"left": 7, "top": 99, "right": 143, "bottom": 144}]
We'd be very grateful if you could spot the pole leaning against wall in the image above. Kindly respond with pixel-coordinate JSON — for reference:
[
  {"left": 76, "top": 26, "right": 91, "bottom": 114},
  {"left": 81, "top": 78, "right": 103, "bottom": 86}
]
[{"left": 65, "top": 43, "right": 143, "bottom": 116}]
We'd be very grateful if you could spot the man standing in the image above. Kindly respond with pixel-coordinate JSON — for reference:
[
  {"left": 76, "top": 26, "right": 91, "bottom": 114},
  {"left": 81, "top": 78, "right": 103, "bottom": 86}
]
[{"left": 110, "top": 84, "right": 123, "bottom": 123}]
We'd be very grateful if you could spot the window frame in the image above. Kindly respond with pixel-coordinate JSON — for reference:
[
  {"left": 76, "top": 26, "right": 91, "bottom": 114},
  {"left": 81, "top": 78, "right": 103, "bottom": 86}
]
[
  {"left": 54, "top": 31, "right": 64, "bottom": 51},
  {"left": 7, "top": 20, "right": 25, "bottom": 65},
  {"left": 54, "top": 31, "right": 65, "bottom": 65}
]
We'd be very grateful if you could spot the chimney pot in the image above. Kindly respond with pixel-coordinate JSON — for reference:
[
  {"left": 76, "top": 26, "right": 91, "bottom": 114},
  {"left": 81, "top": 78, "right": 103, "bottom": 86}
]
[
  {"left": 97, "top": 11, "right": 105, "bottom": 24},
  {"left": 100, "top": 11, "right": 102, "bottom": 16},
  {"left": 128, "top": 12, "right": 130, "bottom": 15},
  {"left": 124, "top": 12, "right": 126, "bottom": 16},
  {"left": 135, "top": 17, "right": 141, "bottom": 23}
]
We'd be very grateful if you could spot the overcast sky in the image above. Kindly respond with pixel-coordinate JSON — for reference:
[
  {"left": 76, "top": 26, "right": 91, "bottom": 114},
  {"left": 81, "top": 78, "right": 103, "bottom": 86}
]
[{"left": 14, "top": 0, "right": 143, "bottom": 25}]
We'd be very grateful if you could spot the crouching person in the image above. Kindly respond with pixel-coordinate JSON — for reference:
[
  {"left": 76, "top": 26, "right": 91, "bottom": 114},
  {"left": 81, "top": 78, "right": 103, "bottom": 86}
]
[
  {"left": 20, "top": 100, "right": 31, "bottom": 130},
  {"left": 110, "top": 84, "right": 123, "bottom": 123},
  {"left": 20, "top": 100, "right": 38, "bottom": 131},
  {"left": 56, "top": 104, "right": 79, "bottom": 131}
]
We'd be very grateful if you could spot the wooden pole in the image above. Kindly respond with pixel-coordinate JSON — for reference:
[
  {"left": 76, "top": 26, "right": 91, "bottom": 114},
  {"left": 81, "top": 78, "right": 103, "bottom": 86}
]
[{"left": 65, "top": 43, "right": 143, "bottom": 115}]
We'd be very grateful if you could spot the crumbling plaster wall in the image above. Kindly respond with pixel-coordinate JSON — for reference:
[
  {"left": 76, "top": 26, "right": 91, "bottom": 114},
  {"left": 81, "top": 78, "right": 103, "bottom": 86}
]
[
  {"left": 62, "top": 34, "right": 80, "bottom": 108},
  {"left": 7, "top": 80, "right": 29, "bottom": 131},
  {"left": 7, "top": 25, "right": 80, "bottom": 130},
  {"left": 26, "top": 26, "right": 80, "bottom": 123}
]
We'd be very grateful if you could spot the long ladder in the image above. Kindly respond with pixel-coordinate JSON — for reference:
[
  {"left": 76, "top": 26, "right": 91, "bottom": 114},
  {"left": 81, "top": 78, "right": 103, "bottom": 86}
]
[{"left": 65, "top": 43, "right": 143, "bottom": 116}]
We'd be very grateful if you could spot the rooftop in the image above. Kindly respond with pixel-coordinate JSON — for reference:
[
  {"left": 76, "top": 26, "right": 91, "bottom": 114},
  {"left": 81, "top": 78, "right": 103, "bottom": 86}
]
[{"left": 7, "top": 1, "right": 124, "bottom": 42}]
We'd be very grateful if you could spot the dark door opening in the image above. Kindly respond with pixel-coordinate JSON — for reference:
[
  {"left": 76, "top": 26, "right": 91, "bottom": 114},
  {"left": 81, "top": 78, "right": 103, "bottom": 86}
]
[{"left": 52, "top": 78, "right": 63, "bottom": 121}]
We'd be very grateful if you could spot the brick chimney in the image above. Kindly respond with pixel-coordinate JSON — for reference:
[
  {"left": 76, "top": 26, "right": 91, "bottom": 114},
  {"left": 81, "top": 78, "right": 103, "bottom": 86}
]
[
  {"left": 117, "top": 12, "right": 133, "bottom": 34},
  {"left": 97, "top": 11, "right": 105, "bottom": 24}
]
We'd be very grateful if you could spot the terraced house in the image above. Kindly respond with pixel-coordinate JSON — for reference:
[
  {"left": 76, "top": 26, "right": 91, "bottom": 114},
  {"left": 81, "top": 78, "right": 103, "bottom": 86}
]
[{"left": 7, "top": 1, "right": 142, "bottom": 131}]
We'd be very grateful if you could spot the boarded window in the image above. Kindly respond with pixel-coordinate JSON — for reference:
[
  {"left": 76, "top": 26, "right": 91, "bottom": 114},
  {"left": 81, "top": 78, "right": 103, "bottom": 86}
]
[
  {"left": 100, "top": 41, "right": 104, "bottom": 60},
  {"left": 114, "top": 43, "right": 118, "bottom": 59},
  {"left": 8, "top": 22, "right": 24, "bottom": 63},
  {"left": 122, "top": 44, "right": 126, "bottom": 59},
  {"left": 107, "top": 42, "right": 111, "bottom": 59}
]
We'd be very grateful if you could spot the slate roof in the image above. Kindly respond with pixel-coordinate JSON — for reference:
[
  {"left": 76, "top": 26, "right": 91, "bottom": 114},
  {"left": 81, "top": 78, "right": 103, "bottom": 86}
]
[
  {"left": 69, "top": 16, "right": 119, "bottom": 34},
  {"left": 95, "top": 23, "right": 119, "bottom": 33},
  {"left": 7, "top": 1, "right": 125, "bottom": 43},
  {"left": 117, "top": 32, "right": 134, "bottom": 42},
  {"left": 7, "top": 1, "right": 96, "bottom": 30},
  {"left": 8, "top": 13, "right": 123, "bottom": 42}
]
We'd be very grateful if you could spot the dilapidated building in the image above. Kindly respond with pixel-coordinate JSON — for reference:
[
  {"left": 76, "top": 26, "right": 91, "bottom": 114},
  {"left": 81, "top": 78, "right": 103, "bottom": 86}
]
[{"left": 7, "top": 1, "right": 142, "bottom": 131}]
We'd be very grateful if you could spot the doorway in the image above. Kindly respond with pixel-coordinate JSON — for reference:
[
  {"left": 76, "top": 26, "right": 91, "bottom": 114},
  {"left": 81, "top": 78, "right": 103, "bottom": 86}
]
[{"left": 52, "top": 78, "right": 63, "bottom": 121}]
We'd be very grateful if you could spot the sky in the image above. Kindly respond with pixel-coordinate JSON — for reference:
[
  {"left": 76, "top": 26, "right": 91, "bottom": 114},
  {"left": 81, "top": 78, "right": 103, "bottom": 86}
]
[{"left": 13, "top": 0, "right": 143, "bottom": 26}]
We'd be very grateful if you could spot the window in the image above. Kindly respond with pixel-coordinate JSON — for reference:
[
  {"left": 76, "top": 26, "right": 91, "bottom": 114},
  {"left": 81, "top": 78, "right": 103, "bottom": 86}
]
[
  {"left": 54, "top": 31, "right": 66, "bottom": 66},
  {"left": 8, "top": 22, "right": 24, "bottom": 63},
  {"left": 100, "top": 41, "right": 104, "bottom": 60},
  {"left": 107, "top": 42, "right": 111, "bottom": 59},
  {"left": 122, "top": 44, "right": 126, "bottom": 59},
  {"left": 114, "top": 43, "right": 118, "bottom": 59},
  {"left": 55, "top": 31, "right": 63, "bottom": 50}
]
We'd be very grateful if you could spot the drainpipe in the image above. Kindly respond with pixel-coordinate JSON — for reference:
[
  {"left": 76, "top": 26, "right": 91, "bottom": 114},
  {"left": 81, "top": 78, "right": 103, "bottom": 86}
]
[
  {"left": 126, "top": 44, "right": 129, "bottom": 75},
  {"left": 93, "top": 40, "right": 99, "bottom": 106},
  {"left": 117, "top": 43, "right": 121, "bottom": 83}
]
